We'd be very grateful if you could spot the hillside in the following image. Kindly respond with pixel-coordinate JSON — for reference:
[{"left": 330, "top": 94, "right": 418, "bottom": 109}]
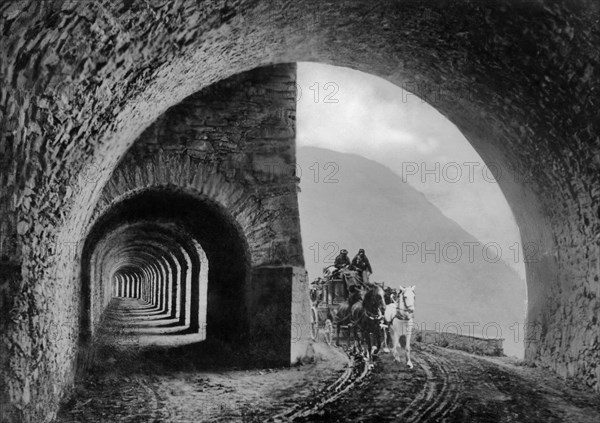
[{"left": 297, "top": 147, "right": 527, "bottom": 357}]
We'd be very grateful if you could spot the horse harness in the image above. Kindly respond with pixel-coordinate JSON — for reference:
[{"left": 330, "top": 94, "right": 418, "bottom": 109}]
[
  {"left": 356, "top": 289, "right": 385, "bottom": 322},
  {"left": 364, "top": 307, "right": 384, "bottom": 321},
  {"left": 389, "top": 292, "right": 414, "bottom": 324}
]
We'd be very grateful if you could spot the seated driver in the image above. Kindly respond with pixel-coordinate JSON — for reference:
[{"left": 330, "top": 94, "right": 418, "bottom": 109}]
[
  {"left": 333, "top": 249, "right": 351, "bottom": 275},
  {"left": 351, "top": 248, "right": 372, "bottom": 284}
]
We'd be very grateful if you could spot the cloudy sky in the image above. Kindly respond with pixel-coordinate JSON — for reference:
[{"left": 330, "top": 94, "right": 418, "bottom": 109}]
[{"left": 296, "top": 62, "right": 526, "bottom": 280}]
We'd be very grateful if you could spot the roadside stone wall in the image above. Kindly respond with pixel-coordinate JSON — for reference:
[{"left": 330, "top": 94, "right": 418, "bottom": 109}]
[
  {"left": 1, "top": 1, "right": 599, "bottom": 421},
  {"left": 416, "top": 330, "right": 504, "bottom": 357}
]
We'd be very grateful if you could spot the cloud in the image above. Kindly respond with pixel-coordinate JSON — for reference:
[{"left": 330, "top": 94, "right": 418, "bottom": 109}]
[
  {"left": 296, "top": 61, "right": 525, "bottom": 279},
  {"left": 296, "top": 62, "right": 469, "bottom": 157}
]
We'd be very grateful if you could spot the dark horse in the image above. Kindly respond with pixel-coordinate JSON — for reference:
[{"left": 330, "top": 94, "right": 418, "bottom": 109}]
[{"left": 335, "top": 284, "right": 386, "bottom": 361}]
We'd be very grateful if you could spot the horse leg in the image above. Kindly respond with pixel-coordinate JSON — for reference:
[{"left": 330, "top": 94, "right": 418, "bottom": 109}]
[
  {"left": 370, "top": 326, "right": 379, "bottom": 358},
  {"left": 406, "top": 321, "right": 414, "bottom": 369},
  {"left": 362, "top": 326, "right": 371, "bottom": 361},
  {"left": 351, "top": 326, "right": 357, "bottom": 352},
  {"left": 357, "top": 327, "right": 364, "bottom": 357},
  {"left": 366, "top": 329, "right": 373, "bottom": 361},
  {"left": 356, "top": 326, "right": 366, "bottom": 358},
  {"left": 391, "top": 320, "right": 401, "bottom": 363},
  {"left": 375, "top": 324, "right": 382, "bottom": 356},
  {"left": 368, "top": 324, "right": 376, "bottom": 357},
  {"left": 382, "top": 325, "right": 390, "bottom": 353}
]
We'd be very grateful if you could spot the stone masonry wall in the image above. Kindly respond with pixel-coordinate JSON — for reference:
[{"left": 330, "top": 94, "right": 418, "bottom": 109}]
[
  {"left": 93, "top": 64, "right": 303, "bottom": 268},
  {"left": 416, "top": 330, "right": 504, "bottom": 357},
  {"left": 88, "top": 62, "right": 311, "bottom": 362},
  {"left": 1, "top": 1, "right": 599, "bottom": 421}
]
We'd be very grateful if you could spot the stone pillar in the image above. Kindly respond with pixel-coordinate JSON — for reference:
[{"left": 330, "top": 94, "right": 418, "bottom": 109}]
[
  {"left": 156, "top": 262, "right": 165, "bottom": 312},
  {"left": 170, "top": 252, "right": 180, "bottom": 320},
  {"left": 162, "top": 257, "right": 172, "bottom": 315},
  {"left": 290, "top": 267, "right": 313, "bottom": 364},
  {"left": 150, "top": 270, "right": 156, "bottom": 305},
  {"left": 144, "top": 275, "right": 149, "bottom": 303},
  {"left": 152, "top": 265, "right": 159, "bottom": 308},
  {"left": 248, "top": 266, "right": 312, "bottom": 365},
  {"left": 178, "top": 255, "right": 190, "bottom": 327}
]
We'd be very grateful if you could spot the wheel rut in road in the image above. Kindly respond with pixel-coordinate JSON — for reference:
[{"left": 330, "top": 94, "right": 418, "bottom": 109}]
[{"left": 298, "top": 344, "right": 600, "bottom": 423}]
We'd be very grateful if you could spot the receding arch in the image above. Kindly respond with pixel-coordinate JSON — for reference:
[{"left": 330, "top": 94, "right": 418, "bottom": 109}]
[{"left": 80, "top": 187, "right": 252, "bottom": 368}]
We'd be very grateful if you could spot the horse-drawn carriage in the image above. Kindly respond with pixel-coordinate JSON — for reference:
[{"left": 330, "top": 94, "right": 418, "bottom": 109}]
[
  {"left": 309, "top": 267, "right": 384, "bottom": 343},
  {"left": 309, "top": 273, "right": 347, "bottom": 343},
  {"left": 310, "top": 267, "right": 417, "bottom": 366}
]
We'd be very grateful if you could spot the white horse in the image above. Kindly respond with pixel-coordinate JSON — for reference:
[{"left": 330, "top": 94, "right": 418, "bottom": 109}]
[{"left": 384, "top": 285, "right": 415, "bottom": 368}]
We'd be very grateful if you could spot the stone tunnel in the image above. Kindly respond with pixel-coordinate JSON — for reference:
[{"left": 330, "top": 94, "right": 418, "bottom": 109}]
[{"left": 0, "top": 0, "right": 599, "bottom": 421}]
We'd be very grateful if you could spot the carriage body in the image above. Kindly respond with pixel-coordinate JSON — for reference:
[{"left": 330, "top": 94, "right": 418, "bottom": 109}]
[
  {"left": 309, "top": 274, "right": 349, "bottom": 342},
  {"left": 310, "top": 271, "right": 391, "bottom": 348},
  {"left": 311, "top": 273, "right": 410, "bottom": 363}
]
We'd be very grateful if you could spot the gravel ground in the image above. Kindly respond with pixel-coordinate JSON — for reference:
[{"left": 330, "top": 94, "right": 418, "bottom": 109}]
[
  {"left": 55, "top": 342, "right": 348, "bottom": 423},
  {"left": 55, "top": 299, "right": 600, "bottom": 422},
  {"left": 54, "top": 299, "right": 349, "bottom": 423},
  {"left": 301, "top": 343, "right": 600, "bottom": 423}
]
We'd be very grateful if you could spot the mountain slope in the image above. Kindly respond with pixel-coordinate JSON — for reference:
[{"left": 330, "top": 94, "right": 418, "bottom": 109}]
[{"left": 297, "top": 146, "right": 527, "bottom": 356}]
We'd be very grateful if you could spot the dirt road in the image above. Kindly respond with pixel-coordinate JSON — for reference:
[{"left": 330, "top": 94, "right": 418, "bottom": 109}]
[
  {"left": 56, "top": 343, "right": 600, "bottom": 423},
  {"left": 55, "top": 298, "right": 600, "bottom": 422},
  {"left": 297, "top": 344, "right": 600, "bottom": 423}
]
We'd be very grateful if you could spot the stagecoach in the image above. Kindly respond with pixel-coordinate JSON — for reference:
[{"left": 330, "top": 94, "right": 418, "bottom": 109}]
[
  {"left": 309, "top": 273, "right": 347, "bottom": 342},
  {"left": 309, "top": 268, "right": 387, "bottom": 343},
  {"left": 309, "top": 269, "right": 416, "bottom": 366}
]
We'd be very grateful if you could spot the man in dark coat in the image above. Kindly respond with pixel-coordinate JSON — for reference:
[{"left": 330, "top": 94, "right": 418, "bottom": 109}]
[
  {"left": 351, "top": 248, "right": 372, "bottom": 284},
  {"left": 334, "top": 249, "right": 351, "bottom": 269},
  {"left": 330, "top": 249, "right": 351, "bottom": 300}
]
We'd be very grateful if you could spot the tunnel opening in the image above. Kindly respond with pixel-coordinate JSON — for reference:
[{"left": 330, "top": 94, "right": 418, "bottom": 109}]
[
  {"left": 94, "top": 224, "right": 205, "bottom": 335},
  {"left": 296, "top": 61, "right": 527, "bottom": 358},
  {"left": 79, "top": 188, "right": 251, "bottom": 376}
]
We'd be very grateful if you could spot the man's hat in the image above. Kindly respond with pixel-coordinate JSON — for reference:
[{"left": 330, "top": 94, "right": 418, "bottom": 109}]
[
  {"left": 340, "top": 249, "right": 348, "bottom": 254},
  {"left": 358, "top": 249, "right": 365, "bottom": 253}
]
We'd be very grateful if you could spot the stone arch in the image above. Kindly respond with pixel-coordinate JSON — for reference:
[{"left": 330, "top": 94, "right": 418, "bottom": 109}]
[
  {"left": 1, "top": 1, "right": 599, "bottom": 420},
  {"left": 99, "top": 225, "right": 208, "bottom": 331},
  {"left": 80, "top": 188, "right": 252, "bottom": 356}
]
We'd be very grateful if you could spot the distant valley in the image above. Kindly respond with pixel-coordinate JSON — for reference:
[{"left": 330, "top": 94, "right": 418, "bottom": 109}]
[{"left": 297, "top": 147, "right": 527, "bottom": 357}]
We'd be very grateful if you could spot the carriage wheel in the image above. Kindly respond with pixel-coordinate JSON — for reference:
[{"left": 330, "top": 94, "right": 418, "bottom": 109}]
[{"left": 311, "top": 307, "right": 319, "bottom": 341}]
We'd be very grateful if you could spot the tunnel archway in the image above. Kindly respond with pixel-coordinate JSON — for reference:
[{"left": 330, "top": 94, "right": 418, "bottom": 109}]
[
  {"left": 295, "top": 61, "right": 528, "bottom": 357},
  {"left": 1, "top": 2, "right": 599, "bottom": 420},
  {"left": 79, "top": 187, "right": 252, "bottom": 370},
  {"left": 93, "top": 225, "right": 206, "bottom": 331}
]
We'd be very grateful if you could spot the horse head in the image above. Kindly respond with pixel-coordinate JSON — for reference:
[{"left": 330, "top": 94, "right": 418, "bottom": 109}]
[
  {"left": 384, "top": 287, "right": 398, "bottom": 305},
  {"left": 365, "top": 284, "right": 386, "bottom": 316},
  {"left": 398, "top": 285, "right": 416, "bottom": 313}
]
